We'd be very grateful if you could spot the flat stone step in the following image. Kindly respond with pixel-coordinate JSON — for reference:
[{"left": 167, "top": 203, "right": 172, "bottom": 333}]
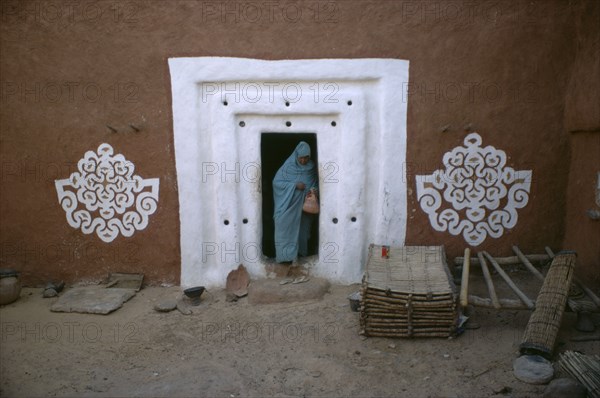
[
  {"left": 50, "top": 287, "right": 136, "bottom": 315},
  {"left": 248, "top": 278, "right": 330, "bottom": 305}
]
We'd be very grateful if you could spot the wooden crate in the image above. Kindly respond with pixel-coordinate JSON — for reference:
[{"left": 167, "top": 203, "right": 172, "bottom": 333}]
[{"left": 360, "top": 245, "right": 458, "bottom": 338}]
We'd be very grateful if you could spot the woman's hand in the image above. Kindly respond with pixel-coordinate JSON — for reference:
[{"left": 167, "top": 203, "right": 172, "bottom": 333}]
[{"left": 296, "top": 182, "right": 306, "bottom": 191}]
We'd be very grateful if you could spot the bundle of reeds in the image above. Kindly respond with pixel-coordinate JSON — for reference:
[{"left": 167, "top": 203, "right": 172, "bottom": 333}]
[
  {"left": 520, "top": 251, "right": 577, "bottom": 357},
  {"left": 559, "top": 350, "right": 600, "bottom": 398}
]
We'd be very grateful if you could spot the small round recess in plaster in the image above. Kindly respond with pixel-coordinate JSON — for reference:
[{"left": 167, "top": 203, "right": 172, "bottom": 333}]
[
  {"left": 224, "top": 220, "right": 230, "bottom": 225},
  {"left": 285, "top": 102, "right": 290, "bottom": 107},
  {"left": 331, "top": 121, "right": 337, "bottom": 127},
  {"left": 332, "top": 218, "right": 338, "bottom": 224},
  {"left": 243, "top": 218, "right": 248, "bottom": 224},
  {"left": 351, "top": 217, "right": 357, "bottom": 222},
  {"left": 223, "top": 101, "right": 228, "bottom": 106},
  {"left": 347, "top": 101, "right": 353, "bottom": 106},
  {"left": 239, "top": 121, "right": 245, "bottom": 127},
  {"left": 286, "top": 121, "right": 292, "bottom": 127}
]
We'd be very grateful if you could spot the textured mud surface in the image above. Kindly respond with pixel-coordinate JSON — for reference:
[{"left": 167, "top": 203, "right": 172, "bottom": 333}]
[{"left": 1, "top": 282, "right": 598, "bottom": 397}]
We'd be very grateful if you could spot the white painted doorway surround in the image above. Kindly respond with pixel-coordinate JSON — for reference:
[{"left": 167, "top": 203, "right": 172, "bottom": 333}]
[{"left": 168, "top": 57, "right": 410, "bottom": 287}]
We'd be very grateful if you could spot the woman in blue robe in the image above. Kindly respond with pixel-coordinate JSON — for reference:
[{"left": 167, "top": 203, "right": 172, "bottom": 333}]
[{"left": 272, "top": 141, "right": 319, "bottom": 263}]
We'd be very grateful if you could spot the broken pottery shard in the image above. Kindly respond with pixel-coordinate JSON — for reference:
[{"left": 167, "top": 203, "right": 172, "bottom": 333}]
[
  {"left": 176, "top": 299, "right": 192, "bottom": 315},
  {"left": 226, "top": 264, "right": 250, "bottom": 298},
  {"left": 513, "top": 355, "right": 554, "bottom": 385},
  {"left": 45, "top": 281, "right": 65, "bottom": 293},
  {"left": 43, "top": 288, "right": 58, "bottom": 298},
  {"left": 54, "top": 281, "right": 65, "bottom": 292},
  {"left": 50, "top": 287, "right": 136, "bottom": 315}
]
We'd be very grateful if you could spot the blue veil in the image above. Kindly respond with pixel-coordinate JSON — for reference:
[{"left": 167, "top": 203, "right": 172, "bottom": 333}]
[{"left": 272, "top": 141, "right": 318, "bottom": 262}]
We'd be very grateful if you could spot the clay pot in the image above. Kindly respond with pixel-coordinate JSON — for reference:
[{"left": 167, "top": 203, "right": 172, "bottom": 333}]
[
  {"left": 0, "top": 269, "right": 21, "bottom": 305},
  {"left": 183, "top": 286, "right": 205, "bottom": 306}
]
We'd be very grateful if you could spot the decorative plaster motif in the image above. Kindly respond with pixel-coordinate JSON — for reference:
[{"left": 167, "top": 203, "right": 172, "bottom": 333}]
[
  {"left": 55, "top": 143, "right": 159, "bottom": 243},
  {"left": 416, "top": 133, "right": 532, "bottom": 246}
]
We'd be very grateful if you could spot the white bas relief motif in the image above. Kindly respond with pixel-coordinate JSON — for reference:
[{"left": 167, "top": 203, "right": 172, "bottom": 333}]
[
  {"left": 55, "top": 143, "right": 160, "bottom": 243},
  {"left": 416, "top": 133, "right": 532, "bottom": 246}
]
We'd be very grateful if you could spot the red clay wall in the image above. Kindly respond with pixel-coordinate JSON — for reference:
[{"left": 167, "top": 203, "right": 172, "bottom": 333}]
[
  {"left": 0, "top": 0, "right": 596, "bottom": 286},
  {"left": 562, "top": 1, "right": 600, "bottom": 287}
]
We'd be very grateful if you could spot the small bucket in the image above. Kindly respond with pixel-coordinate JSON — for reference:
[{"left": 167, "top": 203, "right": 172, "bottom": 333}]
[{"left": 348, "top": 291, "right": 361, "bottom": 312}]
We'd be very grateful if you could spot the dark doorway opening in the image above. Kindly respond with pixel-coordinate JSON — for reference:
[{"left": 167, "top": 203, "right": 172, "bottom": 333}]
[{"left": 261, "top": 133, "right": 319, "bottom": 259}]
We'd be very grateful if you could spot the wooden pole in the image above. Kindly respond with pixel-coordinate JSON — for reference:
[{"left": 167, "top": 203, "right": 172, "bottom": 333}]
[
  {"left": 545, "top": 246, "right": 555, "bottom": 258},
  {"left": 467, "top": 295, "right": 531, "bottom": 310},
  {"left": 454, "top": 254, "right": 550, "bottom": 267},
  {"left": 570, "top": 334, "right": 600, "bottom": 342},
  {"left": 478, "top": 252, "right": 501, "bottom": 309},
  {"left": 575, "top": 278, "right": 600, "bottom": 308},
  {"left": 512, "top": 245, "right": 545, "bottom": 282},
  {"left": 460, "top": 248, "right": 471, "bottom": 307},
  {"left": 483, "top": 251, "right": 535, "bottom": 309}
]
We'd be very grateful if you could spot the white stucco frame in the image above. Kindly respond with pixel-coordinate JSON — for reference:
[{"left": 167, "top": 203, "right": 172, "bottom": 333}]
[{"left": 168, "top": 57, "right": 409, "bottom": 287}]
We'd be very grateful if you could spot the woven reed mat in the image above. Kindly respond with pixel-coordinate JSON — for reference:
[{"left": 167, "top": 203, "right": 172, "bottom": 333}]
[
  {"left": 363, "top": 245, "right": 455, "bottom": 295},
  {"left": 520, "top": 251, "right": 577, "bottom": 358},
  {"left": 360, "top": 245, "right": 458, "bottom": 338}
]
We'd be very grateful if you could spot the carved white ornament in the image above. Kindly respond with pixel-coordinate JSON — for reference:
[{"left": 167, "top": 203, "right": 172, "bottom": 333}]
[
  {"left": 55, "top": 143, "right": 159, "bottom": 243},
  {"left": 416, "top": 133, "right": 532, "bottom": 246}
]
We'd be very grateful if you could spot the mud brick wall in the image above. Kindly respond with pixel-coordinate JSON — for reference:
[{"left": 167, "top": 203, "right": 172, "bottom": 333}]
[{"left": 0, "top": 0, "right": 598, "bottom": 286}]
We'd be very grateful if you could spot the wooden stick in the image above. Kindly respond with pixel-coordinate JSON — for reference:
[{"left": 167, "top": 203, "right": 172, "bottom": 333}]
[
  {"left": 512, "top": 245, "right": 545, "bottom": 282},
  {"left": 454, "top": 254, "right": 550, "bottom": 267},
  {"left": 483, "top": 251, "right": 535, "bottom": 309},
  {"left": 364, "top": 289, "right": 453, "bottom": 301},
  {"left": 467, "top": 295, "right": 532, "bottom": 309},
  {"left": 460, "top": 248, "right": 471, "bottom": 307},
  {"left": 570, "top": 334, "right": 600, "bottom": 342},
  {"left": 363, "top": 331, "right": 451, "bottom": 338},
  {"left": 575, "top": 278, "right": 600, "bottom": 308},
  {"left": 545, "top": 246, "right": 555, "bottom": 258},
  {"left": 478, "top": 252, "right": 501, "bottom": 309}
]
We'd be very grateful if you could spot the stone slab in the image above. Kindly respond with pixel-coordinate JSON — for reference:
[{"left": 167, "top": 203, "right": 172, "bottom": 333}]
[
  {"left": 248, "top": 278, "right": 330, "bottom": 305},
  {"left": 154, "top": 298, "right": 177, "bottom": 312},
  {"left": 51, "top": 287, "right": 136, "bottom": 314},
  {"left": 543, "top": 378, "right": 587, "bottom": 398}
]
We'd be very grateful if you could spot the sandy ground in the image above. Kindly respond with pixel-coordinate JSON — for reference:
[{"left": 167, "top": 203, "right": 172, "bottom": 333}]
[{"left": 1, "top": 274, "right": 599, "bottom": 398}]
